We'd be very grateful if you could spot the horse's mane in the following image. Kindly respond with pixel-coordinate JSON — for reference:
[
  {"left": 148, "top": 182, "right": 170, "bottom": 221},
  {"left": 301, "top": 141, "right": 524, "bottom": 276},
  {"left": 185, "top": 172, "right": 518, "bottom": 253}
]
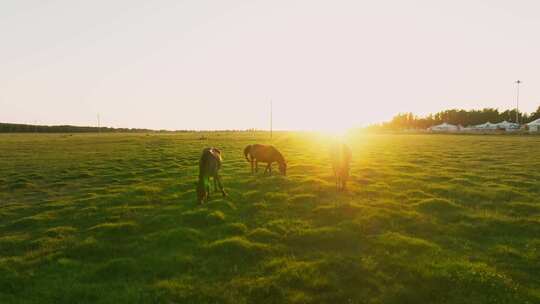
[{"left": 272, "top": 146, "right": 286, "bottom": 164}]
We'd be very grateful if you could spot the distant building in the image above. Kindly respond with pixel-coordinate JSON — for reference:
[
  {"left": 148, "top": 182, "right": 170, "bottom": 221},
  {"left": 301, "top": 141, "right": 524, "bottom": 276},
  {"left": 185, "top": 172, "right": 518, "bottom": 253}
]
[
  {"left": 528, "top": 118, "right": 540, "bottom": 133},
  {"left": 428, "top": 123, "right": 459, "bottom": 132}
]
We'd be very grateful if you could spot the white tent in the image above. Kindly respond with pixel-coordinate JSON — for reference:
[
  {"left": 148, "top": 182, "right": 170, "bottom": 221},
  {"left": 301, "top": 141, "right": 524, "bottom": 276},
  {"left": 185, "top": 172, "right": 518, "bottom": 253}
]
[
  {"left": 428, "top": 123, "right": 459, "bottom": 132},
  {"left": 527, "top": 118, "right": 540, "bottom": 133},
  {"left": 473, "top": 122, "right": 498, "bottom": 130},
  {"left": 496, "top": 120, "right": 520, "bottom": 130}
]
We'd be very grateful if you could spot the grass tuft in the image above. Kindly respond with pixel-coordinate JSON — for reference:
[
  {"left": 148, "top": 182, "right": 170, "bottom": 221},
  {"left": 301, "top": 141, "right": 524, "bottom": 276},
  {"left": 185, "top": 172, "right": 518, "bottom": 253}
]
[
  {"left": 205, "top": 237, "right": 270, "bottom": 260},
  {"left": 415, "top": 198, "right": 463, "bottom": 220},
  {"left": 88, "top": 221, "right": 139, "bottom": 235},
  {"left": 182, "top": 209, "right": 226, "bottom": 227}
]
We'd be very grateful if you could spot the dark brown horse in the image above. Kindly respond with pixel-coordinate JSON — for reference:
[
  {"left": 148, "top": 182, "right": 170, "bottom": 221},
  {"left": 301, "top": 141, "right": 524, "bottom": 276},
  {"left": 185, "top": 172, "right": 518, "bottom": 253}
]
[
  {"left": 197, "top": 147, "right": 226, "bottom": 204},
  {"left": 244, "top": 144, "right": 287, "bottom": 175},
  {"left": 330, "top": 142, "right": 352, "bottom": 191}
]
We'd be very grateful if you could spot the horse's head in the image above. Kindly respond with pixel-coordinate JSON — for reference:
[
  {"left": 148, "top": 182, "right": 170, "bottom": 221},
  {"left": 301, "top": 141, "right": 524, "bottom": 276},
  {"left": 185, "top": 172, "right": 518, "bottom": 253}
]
[
  {"left": 279, "top": 161, "right": 287, "bottom": 176},
  {"left": 243, "top": 145, "right": 252, "bottom": 162}
]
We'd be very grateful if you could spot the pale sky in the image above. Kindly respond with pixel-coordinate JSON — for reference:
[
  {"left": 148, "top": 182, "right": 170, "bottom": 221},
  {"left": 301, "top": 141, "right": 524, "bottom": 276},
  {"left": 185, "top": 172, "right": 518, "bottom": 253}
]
[{"left": 1, "top": 0, "right": 539, "bottom": 130}]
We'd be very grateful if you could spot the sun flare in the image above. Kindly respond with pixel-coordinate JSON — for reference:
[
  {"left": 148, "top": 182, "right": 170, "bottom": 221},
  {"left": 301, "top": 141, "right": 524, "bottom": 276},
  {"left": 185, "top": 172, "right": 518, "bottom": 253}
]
[{"left": 315, "top": 125, "right": 350, "bottom": 137}]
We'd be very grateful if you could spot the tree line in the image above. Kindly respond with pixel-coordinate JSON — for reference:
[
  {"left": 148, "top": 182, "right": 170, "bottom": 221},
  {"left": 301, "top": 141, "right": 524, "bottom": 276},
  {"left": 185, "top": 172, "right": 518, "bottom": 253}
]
[
  {"left": 373, "top": 106, "right": 540, "bottom": 130},
  {"left": 0, "top": 123, "right": 160, "bottom": 133},
  {"left": 0, "top": 123, "right": 268, "bottom": 133}
]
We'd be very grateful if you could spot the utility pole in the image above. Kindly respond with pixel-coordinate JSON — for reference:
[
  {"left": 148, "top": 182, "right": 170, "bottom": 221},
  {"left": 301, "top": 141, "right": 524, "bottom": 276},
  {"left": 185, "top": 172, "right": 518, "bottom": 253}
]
[
  {"left": 270, "top": 99, "right": 273, "bottom": 139},
  {"left": 97, "top": 113, "right": 101, "bottom": 133},
  {"left": 515, "top": 80, "right": 521, "bottom": 124}
]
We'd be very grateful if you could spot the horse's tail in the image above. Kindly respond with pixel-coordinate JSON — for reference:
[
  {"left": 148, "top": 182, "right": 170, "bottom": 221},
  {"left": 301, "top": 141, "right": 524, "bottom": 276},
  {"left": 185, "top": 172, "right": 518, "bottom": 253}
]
[{"left": 243, "top": 145, "right": 252, "bottom": 162}]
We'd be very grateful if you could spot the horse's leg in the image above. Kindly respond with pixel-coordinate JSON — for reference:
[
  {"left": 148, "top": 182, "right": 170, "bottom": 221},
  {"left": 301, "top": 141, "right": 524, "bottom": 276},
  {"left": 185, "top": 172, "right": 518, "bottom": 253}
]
[
  {"left": 216, "top": 173, "right": 227, "bottom": 196},
  {"left": 341, "top": 170, "right": 346, "bottom": 191},
  {"left": 333, "top": 167, "right": 339, "bottom": 190},
  {"left": 255, "top": 160, "right": 259, "bottom": 173},
  {"left": 250, "top": 160, "right": 254, "bottom": 174},
  {"left": 342, "top": 169, "right": 347, "bottom": 191},
  {"left": 264, "top": 162, "right": 271, "bottom": 174},
  {"left": 214, "top": 176, "right": 218, "bottom": 192},
  {"left": 197, "top": 176, "right": 204, "bottom": 204},
  {"left": 205, "top": 178, "right": 211, "bottom": 201},
  {"left": 343, "top": 170, "right": 348, "bottom": 191},
  {"left": 343, "top": 166, "right": 350, "bottom": 191}
]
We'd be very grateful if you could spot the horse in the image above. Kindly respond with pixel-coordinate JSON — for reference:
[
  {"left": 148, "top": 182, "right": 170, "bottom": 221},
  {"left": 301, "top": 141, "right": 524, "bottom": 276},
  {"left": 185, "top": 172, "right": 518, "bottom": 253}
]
[
  {"left": 243, "top": 144, "right": 287, "bottom": 175},
  {"left": 330, "top": 142, "right": 352, "bottom": 191},
  {"left": 197, "top": 147, "right": 227, "bottom": 204}
]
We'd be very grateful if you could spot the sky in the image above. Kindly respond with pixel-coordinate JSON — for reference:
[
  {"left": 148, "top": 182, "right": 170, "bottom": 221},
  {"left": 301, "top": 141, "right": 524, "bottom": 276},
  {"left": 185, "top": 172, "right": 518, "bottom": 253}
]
[{"left": 1, "top": 0, "right": 539, "bottom": 131}]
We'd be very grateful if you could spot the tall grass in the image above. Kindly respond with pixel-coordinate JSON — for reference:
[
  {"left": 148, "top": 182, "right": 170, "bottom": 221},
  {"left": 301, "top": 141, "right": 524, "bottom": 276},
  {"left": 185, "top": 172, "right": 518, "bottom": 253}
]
[{"left": 1, "top": 132, "right": 539, "bottom": 303}]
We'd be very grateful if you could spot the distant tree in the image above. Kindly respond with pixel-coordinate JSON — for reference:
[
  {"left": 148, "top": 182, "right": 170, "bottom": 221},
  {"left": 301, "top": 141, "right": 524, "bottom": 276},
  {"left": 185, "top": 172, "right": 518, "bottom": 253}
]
[
  {"left": 377, "top": 105, "right": 539, "bottom": 130},
  {"left": 529, "top": 106, "right": 540, "bottom": 122}
]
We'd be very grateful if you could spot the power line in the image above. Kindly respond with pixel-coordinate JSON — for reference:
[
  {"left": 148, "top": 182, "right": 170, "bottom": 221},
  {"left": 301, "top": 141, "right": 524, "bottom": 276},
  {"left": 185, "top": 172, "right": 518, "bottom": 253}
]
[{"left": 270, "top": 99, "right": 273, "bottom": 139}]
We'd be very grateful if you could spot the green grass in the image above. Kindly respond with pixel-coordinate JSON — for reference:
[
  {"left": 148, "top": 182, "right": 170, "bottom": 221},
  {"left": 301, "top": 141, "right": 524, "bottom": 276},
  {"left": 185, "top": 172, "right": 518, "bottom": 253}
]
[{"left": 1, "top": 132, "right": 540, "bottom": 303}]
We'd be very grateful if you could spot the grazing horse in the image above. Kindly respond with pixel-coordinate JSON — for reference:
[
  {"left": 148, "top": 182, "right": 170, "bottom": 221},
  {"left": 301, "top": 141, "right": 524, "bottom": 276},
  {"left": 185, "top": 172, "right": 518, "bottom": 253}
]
[
  {"left": 330, "top": 142, "right": 352, "bottom": 191},
  {"left": 197, "top": 147, "right": 226, "bottom": 204},
  {"left": 243, "top": 144, "right": 287, "bottom": 175}
]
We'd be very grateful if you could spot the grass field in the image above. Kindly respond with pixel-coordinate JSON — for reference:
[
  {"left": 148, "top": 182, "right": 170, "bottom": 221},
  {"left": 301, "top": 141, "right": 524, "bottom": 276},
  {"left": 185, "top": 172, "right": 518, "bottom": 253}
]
[{"left": 1, "top": 132, "right": 540, "bottom": 303}]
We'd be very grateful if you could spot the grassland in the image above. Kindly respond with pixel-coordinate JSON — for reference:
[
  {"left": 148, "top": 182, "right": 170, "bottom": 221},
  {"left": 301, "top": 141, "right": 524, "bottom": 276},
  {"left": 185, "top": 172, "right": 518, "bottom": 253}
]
[{"left": 1, "top": 132, "right": 540, "bottom": 303}]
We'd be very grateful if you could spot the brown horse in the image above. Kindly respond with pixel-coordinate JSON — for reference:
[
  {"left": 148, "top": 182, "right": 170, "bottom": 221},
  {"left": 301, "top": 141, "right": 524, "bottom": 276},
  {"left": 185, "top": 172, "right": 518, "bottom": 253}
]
[
  {"left": 244, "top": 144, "right": 287, "bottom": 175},
  {"left": 197, "top": 147, "right": 226, "bottom": 204},
  {"left": 330, "top": 142, "right": 352, "bottom": 191}
]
